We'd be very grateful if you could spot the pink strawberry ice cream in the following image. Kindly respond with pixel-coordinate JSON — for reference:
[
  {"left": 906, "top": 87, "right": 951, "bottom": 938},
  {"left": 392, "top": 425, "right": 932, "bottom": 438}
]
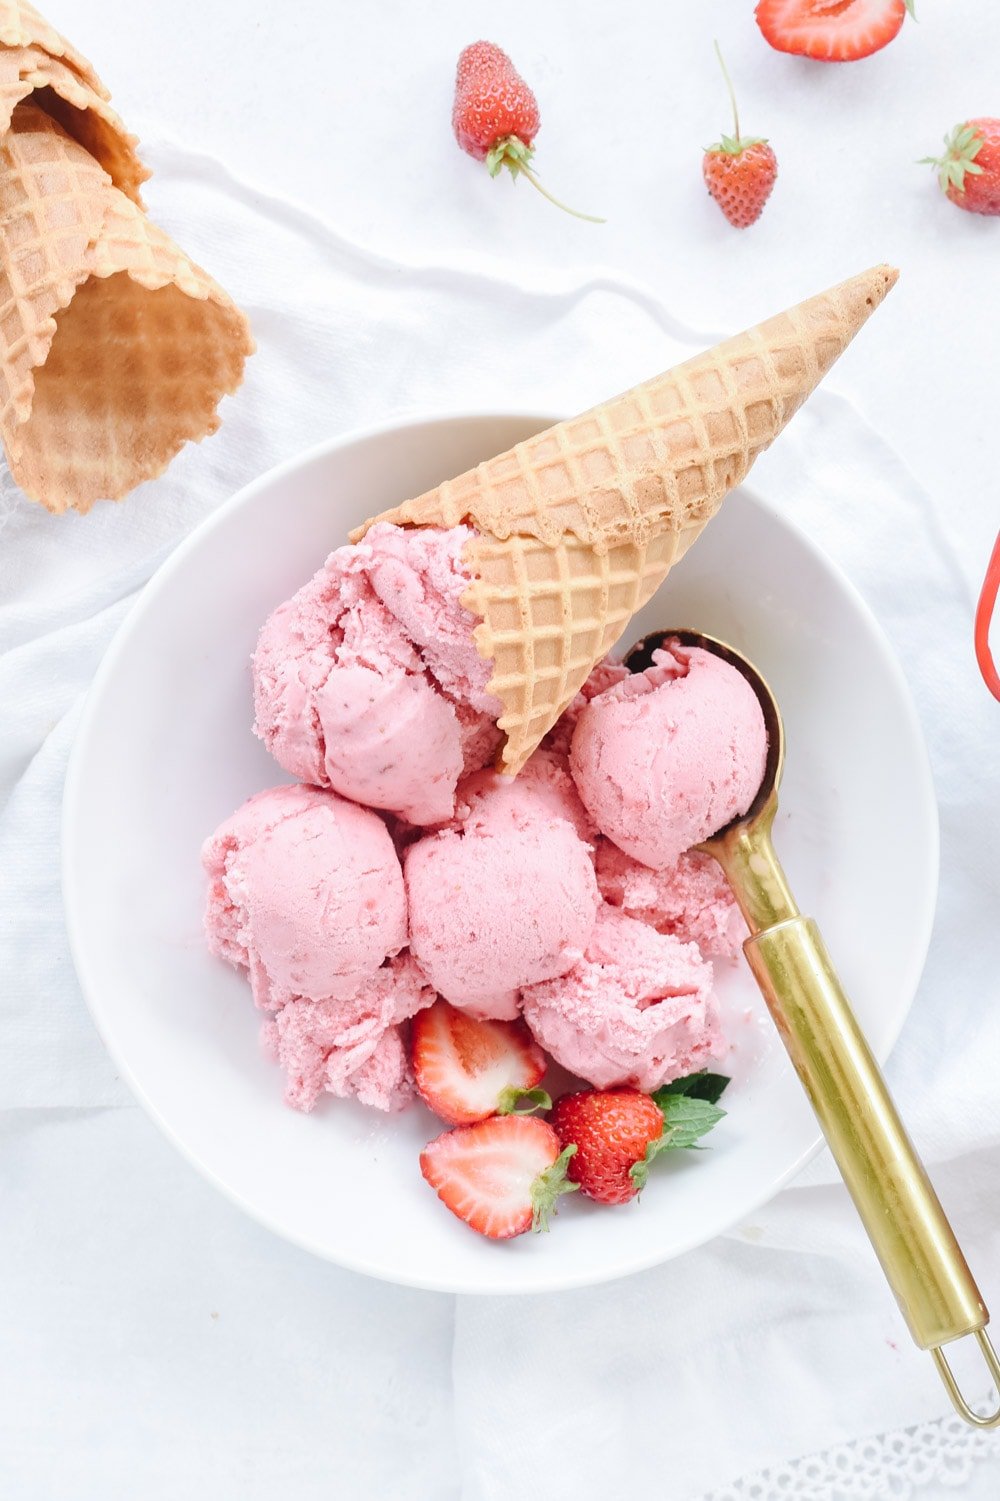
[
  {"left": 205, "top": 533, "right": 763, "bottom": 1128},
  {"left": 521, "top": 905, "right": 723, "bottom": 1092},
  {"left": 363, "top": 523, "right": 496, "bottom": 710},
  {"left": 252, "top": 523, "right": 502, "bottom": 825},
  {"left": 453, "top": 745, "right": 596, "bottom": 842},
  {"left": 543, "top": 656, "right": 631, "bottom": 758},
  {"left": 261, "top": 953, "right": 435, "bottom": 1112},
  {"left": 405, "top": 804, "right": 600, "bottom": 1021},
  {"left": 202, "top": 783, "right": 407, "bottom": 1010},
  {"left": 596, "top": 841, "right": 746, "bottom": 959},
  {"left": 569, "top": 641, "right": 767, "bottom": 869}
]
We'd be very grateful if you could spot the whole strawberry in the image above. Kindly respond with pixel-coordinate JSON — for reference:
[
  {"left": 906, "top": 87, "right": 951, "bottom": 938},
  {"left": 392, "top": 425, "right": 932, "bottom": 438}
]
[
  {"left": 551, "top": 1076, "right": 728, "bottom": 1205},
  {"left": 452, "top": 41, "right": 603, "bottom": 222},
  {"left": 453, "top": 41, "right": 539, "bottom": 165},
  {"left": 923, "top": 120, "right": 1000, "bottom": 217},
  {"left": 703, "top": 44, "right": 776, "bottom": 228}
]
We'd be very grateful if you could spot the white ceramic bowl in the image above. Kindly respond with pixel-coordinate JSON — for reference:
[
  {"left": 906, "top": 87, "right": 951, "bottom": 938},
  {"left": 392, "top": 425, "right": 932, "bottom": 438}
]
[{"left": 63, "top": 413, "right": 938, "bottom": 1294}]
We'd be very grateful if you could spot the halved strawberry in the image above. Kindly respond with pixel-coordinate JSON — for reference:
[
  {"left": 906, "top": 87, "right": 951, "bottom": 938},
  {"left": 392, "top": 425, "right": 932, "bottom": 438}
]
[
  {"left": 419, "top": 1115, "right": 577, "bottom": 1239},
  {"left": 412, "top": 999, "right": 547, "bottom": 1125},
  {"left": 755, "top": 0, "right": 911, "bottom": 63}
]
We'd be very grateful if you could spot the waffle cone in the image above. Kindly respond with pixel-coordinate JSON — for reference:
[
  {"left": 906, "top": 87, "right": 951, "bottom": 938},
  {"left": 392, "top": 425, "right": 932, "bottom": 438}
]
[
  {"left": 0, "top": 105, "right": 253, "bottom": 513},
  {"left": 353, "top": 266, "right": 897, "bottom": 774},
  {"left": 0, "top": 0, "right": 106, "bottom": 98},
  {"left": 0, "top": 44, "right": 147, "bottom": 202}
]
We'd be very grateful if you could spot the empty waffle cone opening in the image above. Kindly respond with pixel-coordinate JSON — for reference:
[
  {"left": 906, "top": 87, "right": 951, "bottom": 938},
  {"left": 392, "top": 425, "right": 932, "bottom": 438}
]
[
  {"left": 24, "top": 74, "right": 146, "bottom": 204},
  {"left": 0, "top": 41, "right": 147, "bottom": 202}
]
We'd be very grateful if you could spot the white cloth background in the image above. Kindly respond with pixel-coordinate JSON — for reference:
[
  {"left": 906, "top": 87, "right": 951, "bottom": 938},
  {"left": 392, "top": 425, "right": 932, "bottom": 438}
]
[{"left": 2, "top": 1, "right": 1000, "bottom": 1496}]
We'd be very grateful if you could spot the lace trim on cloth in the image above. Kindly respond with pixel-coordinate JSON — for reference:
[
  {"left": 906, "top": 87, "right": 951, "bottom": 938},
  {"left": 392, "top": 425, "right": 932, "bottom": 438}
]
[{"left": 702, "top": 1406, "right": 1000, "bottom": 1501}]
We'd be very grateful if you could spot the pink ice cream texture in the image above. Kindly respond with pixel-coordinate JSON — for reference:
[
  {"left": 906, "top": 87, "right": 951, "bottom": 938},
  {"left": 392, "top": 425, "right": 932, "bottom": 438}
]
[
  {"left": 570, "top": 641, "right": 768, "bottom": 870},
  {"left": 596, "top": 840, "right": 746, "bottom": 960},
  {"left": 262, "top": 953, "right": 435, "bottom": 1113},
  {"left": 404, "top": 804, "right": 600, "bottom": 1021},
  {"left": 453, "top": 745, "right": 596, "bottom": 843},
  {"left": 202, "top": 783, "right": 407, "bottom": 1010},
  {"left": 252, "top": 523, "right": 501, "bottom": 826},
  {"left": 521, "top": 904, "right": 723, "bottom": 1092}
]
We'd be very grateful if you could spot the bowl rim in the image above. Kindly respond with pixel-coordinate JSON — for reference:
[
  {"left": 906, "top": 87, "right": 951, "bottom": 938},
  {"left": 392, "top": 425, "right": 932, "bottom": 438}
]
[{"left": 62, "top": 408, "right": 940, "bottom": 1293}]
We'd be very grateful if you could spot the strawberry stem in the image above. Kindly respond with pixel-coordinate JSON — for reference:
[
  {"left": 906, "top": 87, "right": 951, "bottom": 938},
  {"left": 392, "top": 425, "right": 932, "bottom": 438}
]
[
  {"left": 485, "top": 135, "right": 605, "bottom": 222},
  {"left": 518, "top": 163, "right": 606, "bottom": 224},
  {"left": 715, "top": 40, "right": 740, "bottom": 144}
]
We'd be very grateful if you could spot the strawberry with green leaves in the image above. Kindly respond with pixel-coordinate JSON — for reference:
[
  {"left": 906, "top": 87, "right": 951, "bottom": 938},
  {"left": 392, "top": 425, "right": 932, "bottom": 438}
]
[
  {"left": 452, "top": 41, "right": 603, "bottom": 222},
  {"left": 703, "top": 44, "right": 777, "bottom": 229},
  {"left": 923, "top": 120, "right": 1000, "bottom": 217},
  {"left": 550, "top": 1073, "right": 729, "bottom": 1206}
]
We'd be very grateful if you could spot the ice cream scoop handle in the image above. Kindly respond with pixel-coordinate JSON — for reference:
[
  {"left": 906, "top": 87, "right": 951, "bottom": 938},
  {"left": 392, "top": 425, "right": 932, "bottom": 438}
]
[{"left": 741, "top": 911, "right": 1000, "bottom": 1422}]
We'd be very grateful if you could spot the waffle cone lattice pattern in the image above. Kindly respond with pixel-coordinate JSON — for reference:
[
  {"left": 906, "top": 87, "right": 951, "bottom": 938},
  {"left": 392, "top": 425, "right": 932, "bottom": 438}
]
[
  {"left": 0, "top": 4, "right": 250, "bottom": 511},
  {"left": 358, "top": 267, "right": 897, "bottom": 552},
  {"left": 354, "top": 267, "right": 897, "bottom": 773},
  {"left": 465, "top": 524, "right": 704, "bottom": 772}
]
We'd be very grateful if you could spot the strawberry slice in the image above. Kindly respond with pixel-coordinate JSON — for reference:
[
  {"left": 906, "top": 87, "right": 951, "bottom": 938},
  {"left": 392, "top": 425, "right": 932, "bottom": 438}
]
[
  {"left": 419, "top": 1116, "right": 577, "bottom": 1239},
  {"left": 755, "top": 0, "right": 910, "bottom": 63},
  {"left": 412, "top": 999, "right": 547, "bottom": 1125}
]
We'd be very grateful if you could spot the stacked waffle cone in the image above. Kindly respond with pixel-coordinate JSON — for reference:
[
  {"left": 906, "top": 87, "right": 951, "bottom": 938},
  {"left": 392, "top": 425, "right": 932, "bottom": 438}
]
[
  {"left": 0, "top": 0, "right": 251, "bottom": 511},
  {"left": 354, "top": 266, "right": 897, "bottom": 774}
]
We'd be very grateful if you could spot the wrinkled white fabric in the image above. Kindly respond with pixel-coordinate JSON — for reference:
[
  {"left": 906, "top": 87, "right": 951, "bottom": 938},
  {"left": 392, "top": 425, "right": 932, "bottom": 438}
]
[{"left": 3, "top": 2, "right": 1000, "bottom": 1496}]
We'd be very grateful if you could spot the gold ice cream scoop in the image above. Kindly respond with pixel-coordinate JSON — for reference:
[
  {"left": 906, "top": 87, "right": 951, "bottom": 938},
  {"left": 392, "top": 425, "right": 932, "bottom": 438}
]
[{"left": 625, "top": 629, "right": 1000, "bottom": 1429}]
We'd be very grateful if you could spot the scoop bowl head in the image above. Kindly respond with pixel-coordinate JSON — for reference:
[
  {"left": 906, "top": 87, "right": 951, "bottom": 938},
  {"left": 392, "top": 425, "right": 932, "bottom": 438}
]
[{"left": 623, "top": 628, "right": 784, "bottom": 839}]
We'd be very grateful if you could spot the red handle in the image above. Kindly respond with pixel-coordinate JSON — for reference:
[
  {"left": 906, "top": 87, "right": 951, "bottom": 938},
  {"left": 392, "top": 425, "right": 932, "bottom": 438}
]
[{"left": 975, "top": 531, "right": 1000, "bottom": 703}]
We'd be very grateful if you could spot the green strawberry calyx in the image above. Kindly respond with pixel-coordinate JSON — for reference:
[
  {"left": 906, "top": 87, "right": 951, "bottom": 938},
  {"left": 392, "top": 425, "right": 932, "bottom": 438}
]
[
  {"left": 497, "top": 1085, "right": 552, "bottom": 1117},
  {"left": 530, "top": 1145, "right": 579, "bottom": 1233},
  {"left": 922, "top": 123, "right": 986, "bottom": 196},
  {"left": 484, "top": 135, "right": 605, "bottom": 223},
  {"left": 707, "top": 134, "right": 768, "bottom": 158},
  {"left": 485, "top": 133, "right": 535, "bottom": 180}
]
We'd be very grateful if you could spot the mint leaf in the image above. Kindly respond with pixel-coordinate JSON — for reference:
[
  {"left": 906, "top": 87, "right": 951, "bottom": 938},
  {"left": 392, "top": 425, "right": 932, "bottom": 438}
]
[
  {"left": 657, "top": 1095, "right": 726, "bottom": 1150},
  {"left": 653, "top": 1071, "right": 731, "bottom": 1106},
  {"left": 629, "top": 1095, "right": 727, "bottom": 1191}
]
